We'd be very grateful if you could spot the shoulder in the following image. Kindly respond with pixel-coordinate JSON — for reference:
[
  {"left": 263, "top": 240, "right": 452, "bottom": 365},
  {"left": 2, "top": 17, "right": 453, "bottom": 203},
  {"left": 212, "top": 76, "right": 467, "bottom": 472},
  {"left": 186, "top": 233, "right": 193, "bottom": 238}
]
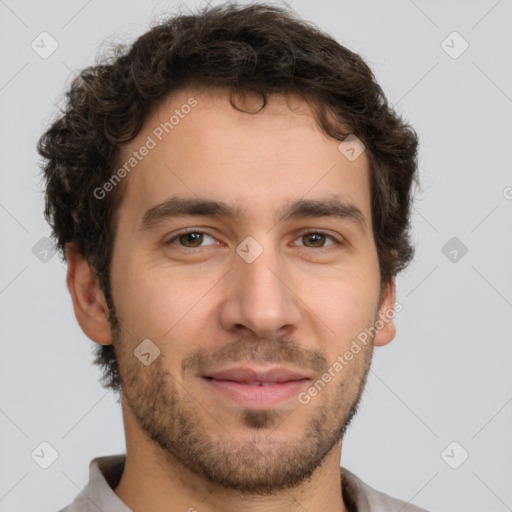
[
  {"left": 340, "top": 467, "right": 430, "bottom": 512},
  {"left": 57, "top": 493, "right": 91, "bottom": 512}
]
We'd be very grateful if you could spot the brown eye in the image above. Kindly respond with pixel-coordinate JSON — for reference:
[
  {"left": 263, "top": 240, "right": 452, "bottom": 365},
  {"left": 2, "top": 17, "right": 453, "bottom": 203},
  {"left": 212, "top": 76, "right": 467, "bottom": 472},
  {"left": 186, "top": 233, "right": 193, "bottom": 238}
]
[
  {"left": 295, "top": 232, "right": 337, "bottom": 249},
  {"left": 303, "top": 233, "right": 326, "bottom": 247},
  {"left": 178, "top": 232, "right": 204, "bottom": 247},
  {"left": 166, "top": 231, "right": 216, "bottom": 248}
]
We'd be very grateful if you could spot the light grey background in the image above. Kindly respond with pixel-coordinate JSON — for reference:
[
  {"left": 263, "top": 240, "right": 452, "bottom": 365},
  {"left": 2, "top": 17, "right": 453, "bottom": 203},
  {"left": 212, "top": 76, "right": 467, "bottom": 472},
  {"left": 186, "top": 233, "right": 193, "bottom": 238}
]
[{"left": 1, "top": 0, "right": 511, "bottom": 511}]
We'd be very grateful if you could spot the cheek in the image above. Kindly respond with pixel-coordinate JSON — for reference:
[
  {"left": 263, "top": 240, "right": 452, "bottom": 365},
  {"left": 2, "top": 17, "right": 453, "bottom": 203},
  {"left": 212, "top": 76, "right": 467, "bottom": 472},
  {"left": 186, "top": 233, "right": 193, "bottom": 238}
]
[
  {"left": 113, "top": 258, "right": 217, "bottom": 348},
  {"left": 305, "top": 276, "right": 379, "bottom": 353}
]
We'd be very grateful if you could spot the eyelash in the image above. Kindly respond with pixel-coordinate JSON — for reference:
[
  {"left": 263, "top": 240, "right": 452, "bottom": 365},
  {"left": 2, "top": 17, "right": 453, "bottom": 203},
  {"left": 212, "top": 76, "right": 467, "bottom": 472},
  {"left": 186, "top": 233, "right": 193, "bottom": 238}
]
[{"left": 164, "top": 229, "right": 342, "bottom": 251}]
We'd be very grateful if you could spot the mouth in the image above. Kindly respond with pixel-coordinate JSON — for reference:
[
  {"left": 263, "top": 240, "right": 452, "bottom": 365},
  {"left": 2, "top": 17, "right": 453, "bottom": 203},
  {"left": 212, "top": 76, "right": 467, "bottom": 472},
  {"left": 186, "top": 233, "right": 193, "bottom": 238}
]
[
  {"left": 205, "top": 380, "right": 292, "bottom": 386},
  {"left": 201, "top": 366, "right": 312, "bottom": 408}
]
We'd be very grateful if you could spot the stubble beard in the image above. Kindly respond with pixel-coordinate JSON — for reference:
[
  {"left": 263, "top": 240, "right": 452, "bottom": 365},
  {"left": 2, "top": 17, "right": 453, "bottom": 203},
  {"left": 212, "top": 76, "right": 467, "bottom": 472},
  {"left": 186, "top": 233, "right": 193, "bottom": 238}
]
[{"left": 113, "top": 326, "right": 374, "bottom": 495}]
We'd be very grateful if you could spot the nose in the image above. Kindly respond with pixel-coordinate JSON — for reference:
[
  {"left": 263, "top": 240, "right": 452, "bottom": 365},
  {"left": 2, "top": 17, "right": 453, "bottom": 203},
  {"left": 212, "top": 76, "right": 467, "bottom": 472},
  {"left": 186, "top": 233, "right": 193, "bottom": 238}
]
[{"left": 218, "top": 239, "right": 301, "bottom": 339}]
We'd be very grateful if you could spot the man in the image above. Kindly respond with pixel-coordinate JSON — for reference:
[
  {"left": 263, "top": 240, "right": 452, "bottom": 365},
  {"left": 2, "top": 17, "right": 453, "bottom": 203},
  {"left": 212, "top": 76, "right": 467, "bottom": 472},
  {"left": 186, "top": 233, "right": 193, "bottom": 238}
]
[{"left": 38, "top": 2, "right": 425, "bottom": 511}]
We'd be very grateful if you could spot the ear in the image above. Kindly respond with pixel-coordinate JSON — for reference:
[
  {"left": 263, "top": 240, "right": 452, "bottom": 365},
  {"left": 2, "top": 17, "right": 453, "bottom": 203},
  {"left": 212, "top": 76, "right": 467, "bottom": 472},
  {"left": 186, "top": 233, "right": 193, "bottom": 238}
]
[
  {"left": 65, "top": 243, "right": 112, "bottom": 345},
  {"left": 373, "top": 276, "right": 397, "bottom": 347}
]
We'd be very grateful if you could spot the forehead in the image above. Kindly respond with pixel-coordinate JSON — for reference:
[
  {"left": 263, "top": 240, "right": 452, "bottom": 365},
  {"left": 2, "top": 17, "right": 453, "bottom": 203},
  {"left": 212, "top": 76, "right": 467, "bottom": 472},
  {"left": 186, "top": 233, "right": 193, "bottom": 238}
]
[{"left": 115, "top": 87, "right": 372, "bottom": 227}]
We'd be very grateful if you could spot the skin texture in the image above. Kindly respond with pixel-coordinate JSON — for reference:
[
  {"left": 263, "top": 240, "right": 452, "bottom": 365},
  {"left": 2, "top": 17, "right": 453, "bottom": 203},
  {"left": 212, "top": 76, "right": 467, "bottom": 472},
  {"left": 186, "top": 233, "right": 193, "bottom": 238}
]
[{"left": 66, "top": 87, "right": 396, "bottom": 512}]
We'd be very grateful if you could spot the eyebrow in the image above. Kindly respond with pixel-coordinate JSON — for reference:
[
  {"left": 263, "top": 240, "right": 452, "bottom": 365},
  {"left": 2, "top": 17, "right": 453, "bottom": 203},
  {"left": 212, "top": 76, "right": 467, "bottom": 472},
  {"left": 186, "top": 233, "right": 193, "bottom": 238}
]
[{"left": 138, "top": 196, "right": 366, "bottom": 232}]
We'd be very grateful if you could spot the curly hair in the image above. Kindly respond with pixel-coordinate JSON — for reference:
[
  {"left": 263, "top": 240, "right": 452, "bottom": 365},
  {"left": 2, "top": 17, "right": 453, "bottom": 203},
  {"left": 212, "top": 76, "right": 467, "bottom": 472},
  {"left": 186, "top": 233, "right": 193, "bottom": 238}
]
[{"left": 37, "top": 2, "right": 419, "bottom": 394}]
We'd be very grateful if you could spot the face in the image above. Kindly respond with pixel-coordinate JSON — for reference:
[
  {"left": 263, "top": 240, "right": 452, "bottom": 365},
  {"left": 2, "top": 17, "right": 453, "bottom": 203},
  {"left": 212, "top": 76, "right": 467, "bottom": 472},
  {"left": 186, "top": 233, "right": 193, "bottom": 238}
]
[{"left": 104, "top": 87, "right": 395, "bottom": 494}]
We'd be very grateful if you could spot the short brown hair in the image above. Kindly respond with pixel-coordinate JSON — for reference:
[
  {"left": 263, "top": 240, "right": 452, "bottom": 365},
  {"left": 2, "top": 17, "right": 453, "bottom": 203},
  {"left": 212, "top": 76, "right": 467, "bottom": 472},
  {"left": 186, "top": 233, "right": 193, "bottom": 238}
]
[{"left": 37, "top": 2, "right": 419, "bottom": 394}]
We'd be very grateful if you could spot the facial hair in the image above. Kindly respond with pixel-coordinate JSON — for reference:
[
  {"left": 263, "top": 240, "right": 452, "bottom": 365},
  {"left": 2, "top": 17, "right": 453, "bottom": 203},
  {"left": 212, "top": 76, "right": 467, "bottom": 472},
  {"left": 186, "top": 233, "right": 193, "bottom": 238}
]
[{"left": 112, "top": 324, "right": 375, "bottom": 495}]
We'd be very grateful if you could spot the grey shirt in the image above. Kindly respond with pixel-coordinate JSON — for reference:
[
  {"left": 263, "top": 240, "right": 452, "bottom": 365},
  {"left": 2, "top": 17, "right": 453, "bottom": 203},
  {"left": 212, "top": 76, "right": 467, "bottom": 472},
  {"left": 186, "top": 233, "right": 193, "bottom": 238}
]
[{"left": 58, "top": 455, "right": 428, "bottom": 512}]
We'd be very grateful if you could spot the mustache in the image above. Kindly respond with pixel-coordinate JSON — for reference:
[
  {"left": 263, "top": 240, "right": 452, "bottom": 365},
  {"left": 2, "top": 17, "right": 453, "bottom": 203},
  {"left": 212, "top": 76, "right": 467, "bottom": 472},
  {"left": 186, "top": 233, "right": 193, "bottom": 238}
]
[{"left": 181, "top": 336, "right": 328, "bottom": 375}]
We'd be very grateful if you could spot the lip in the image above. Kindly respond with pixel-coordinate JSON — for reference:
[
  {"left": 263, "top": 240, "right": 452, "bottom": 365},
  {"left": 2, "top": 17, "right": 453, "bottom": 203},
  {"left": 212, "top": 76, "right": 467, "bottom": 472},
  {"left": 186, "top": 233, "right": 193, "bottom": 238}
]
[
  {"left": 204, "top": 366, "right": 311, "bottom": 383},
  {"left": 202, "top": 365, "right": 312, "bottom": 408}
]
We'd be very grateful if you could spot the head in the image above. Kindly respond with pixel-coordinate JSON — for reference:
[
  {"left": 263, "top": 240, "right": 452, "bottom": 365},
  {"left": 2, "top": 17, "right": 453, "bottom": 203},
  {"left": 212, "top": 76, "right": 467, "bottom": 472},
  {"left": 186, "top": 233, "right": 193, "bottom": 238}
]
[{"left": 38, "top": 2, "right": 418, "bottom": 495}]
